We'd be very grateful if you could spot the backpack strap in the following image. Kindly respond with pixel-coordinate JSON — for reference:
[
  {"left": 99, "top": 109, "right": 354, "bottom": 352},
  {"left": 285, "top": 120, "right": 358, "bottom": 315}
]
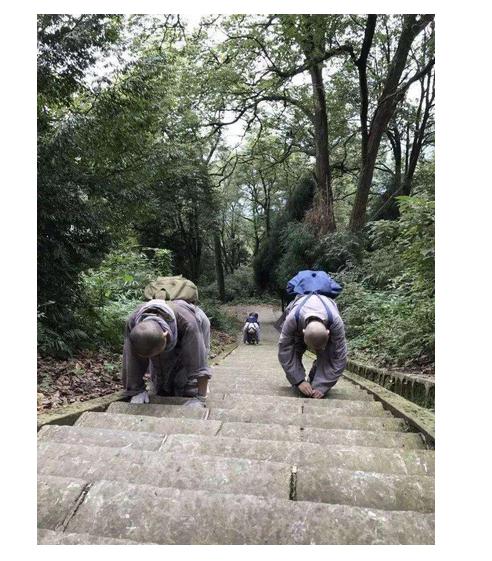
[
  {"left": 294, "top": 292, "right": 333, "bottom": 328},
  {"left": 294, "top": 294, "right": 313, "bottom": 328},
  {"left": 314, "top": 293, "right": 333, "bottom": 326}
]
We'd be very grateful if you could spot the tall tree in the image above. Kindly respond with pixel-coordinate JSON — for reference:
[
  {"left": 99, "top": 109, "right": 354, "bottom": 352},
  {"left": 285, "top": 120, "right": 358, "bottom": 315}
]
[{"left": 349, "top": 14, "right": 434, "bottom": 231}]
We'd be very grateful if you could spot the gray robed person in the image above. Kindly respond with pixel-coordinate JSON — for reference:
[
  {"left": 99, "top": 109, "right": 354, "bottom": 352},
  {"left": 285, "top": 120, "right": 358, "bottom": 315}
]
[
  {"left": 122, "top": 299, "right": 211, "bottom": 406},
  {"left": 278, "top": 294, "right": 347, "bottom": 399}
]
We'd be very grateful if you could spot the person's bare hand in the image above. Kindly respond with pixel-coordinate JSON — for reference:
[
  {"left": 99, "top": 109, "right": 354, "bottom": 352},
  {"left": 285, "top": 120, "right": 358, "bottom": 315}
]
[
  {"left": 312, "top": 389, "right": 324, "bottom": 399},
  {"left": 298, "top": 381, "right": 314, "bottom": 397}
]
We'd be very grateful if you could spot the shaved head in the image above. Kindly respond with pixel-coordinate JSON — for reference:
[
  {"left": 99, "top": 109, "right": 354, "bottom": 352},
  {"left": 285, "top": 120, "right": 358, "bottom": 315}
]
[
  {"left": 303, "top": 319, "right": 330, "bottom": 353},
  {"left": 130, "top": 320, "right": 167, "bottom": 358}
]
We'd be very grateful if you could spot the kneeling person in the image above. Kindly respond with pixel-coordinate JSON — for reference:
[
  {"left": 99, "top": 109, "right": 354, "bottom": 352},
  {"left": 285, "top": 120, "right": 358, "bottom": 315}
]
[
  {"left": 122, "top": 299, "right": 211, "bottom": 407},
  {"left": 243, "top": 312, "right": 260, "bottom": 343},
  {"left": 278, "top": 294, "right": 347, "bottom": 398}
]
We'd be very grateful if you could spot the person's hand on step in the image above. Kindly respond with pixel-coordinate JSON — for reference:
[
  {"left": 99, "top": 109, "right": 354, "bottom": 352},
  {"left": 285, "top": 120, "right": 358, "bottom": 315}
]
[
  {"left": 297, "top": 381, "right": 314, "bottom": 397},
  {"left": 311, "top": 389, "right": 323, "bottom": 399}
]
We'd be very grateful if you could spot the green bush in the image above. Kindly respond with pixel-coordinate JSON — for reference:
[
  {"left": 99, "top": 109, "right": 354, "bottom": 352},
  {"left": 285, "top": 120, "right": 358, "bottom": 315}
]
[
  {"left": 336, "top": 197, "right": 434, "bottom": 368},
  {"left": 202, "top": 266, "right": 260, "bottom": 303},
  {"left": 77, "top": 243, "right": 173, "bottom": 350},
  {"left": 198, "top": 298, "right": 238, "bottom": 332},
  {"left": 37, "top": 306, "right": 89, "bottom": 358},
  {"left": 276, "top": 222, "right": 318, "bottom": 289},
  {"left": 80, "top": 243, "right": 170, "bottom": 304},
  {"left": 314, "top": 231, "right": 365, "bottom": 273},
  {"left": 38, "top": 242, "right": 173, "bottom": 357}
]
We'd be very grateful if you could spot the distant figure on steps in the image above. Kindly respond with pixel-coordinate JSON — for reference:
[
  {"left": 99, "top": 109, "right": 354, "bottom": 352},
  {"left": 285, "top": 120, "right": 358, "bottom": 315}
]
[
  {"left": 278, "top": 293, "right": 347, "bottom": 399},
  {"left": 243, "top": 312, "right": 260, "bottom": 344},
  {"left": 121, "top": 299, "right": 211, "bottom": 408}
]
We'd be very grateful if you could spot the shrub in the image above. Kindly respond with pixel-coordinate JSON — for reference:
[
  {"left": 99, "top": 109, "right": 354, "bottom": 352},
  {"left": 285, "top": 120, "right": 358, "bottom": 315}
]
[
  {"left": 75, "top": 243, "right": 173, "bottom": 351},
  {"left": 198, "top": 298, "right": 238, "bottom": 333},
  {"left": 202, "top": 266, "right": 260, "bottom": 303},
  {"left": 336, "top": 197, "right": 434, "bottom": 368},
  {"left": 275, "top": 222, "right": 318, "bottom": 290},
  {"left": 38, "top": 242, "right": 173, "bottom": 357},
  {"left": 314, "top": 231, "right": 365, "bottom": 273}
]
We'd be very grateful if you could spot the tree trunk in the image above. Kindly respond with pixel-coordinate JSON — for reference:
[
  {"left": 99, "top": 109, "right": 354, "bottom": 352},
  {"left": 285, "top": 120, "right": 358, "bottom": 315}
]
[
  {"left": 308, "top": 61, "right": 336, "bottom": 233},
  {"left": 376, "top": 127, "right": 402, "bottom": 220},
  {"left": 349, "top": 14, "right": 434, "bottom": 231},
  {"left": 375, "top": 70, "right": 434, "bottom": 221},
  {"left": 213, "top": 230, "right": 225, "bottom": 302}
]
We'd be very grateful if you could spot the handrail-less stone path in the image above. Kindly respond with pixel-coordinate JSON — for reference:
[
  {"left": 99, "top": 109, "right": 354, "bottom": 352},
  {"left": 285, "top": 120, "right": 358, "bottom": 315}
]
[{"left": 37, "top": 306, "right": 434, "bottom": 544}]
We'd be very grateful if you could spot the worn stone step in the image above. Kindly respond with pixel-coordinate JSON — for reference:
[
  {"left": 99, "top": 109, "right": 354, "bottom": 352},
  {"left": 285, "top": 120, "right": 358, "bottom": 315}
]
[
  {"left": 38, "top": 475, "right": 89, "bottom": 531},
  {"left": 301, "top": 425, "right": 425, "bottom": 449},
  {"left": 296, "top": 465, "right": 434, "bottom": 512},
  {"left": 210, "top": 375, "right": 288, "bottom": 384},
  {"left": 74, "top": 411, "right": 424, "bottom": 449},
  {"left": 151, "top": 394, "right": 387, "bottom": 414},
  {"left": 75, "top": 411, "right": 221, "bottom": 435},
  {"left": 208, "top": 383, "right": 374, "bottom": 400},
  {"left": 215, "top": 360, "right": 291, "bottom": 366},
  {"left": 210, "top": 376, "right": 357, "bottom": 389},
  {"left": 108, "top": 402, "right": 394, "bottom": 426},
  {"left": 106, "top": 401, "right": 208, "bottom": 419},
  {"left": 37, "top": 529, "right": 146, "bottom": 545},
  {"left": 208, "top": 408, "right": 406, "bottom": 431},
  {"left": 220, "top": 421, "right": 425, "bottom": 449},
  {"left": 60, "top": 479, "right": 434, "bottom": 544},
  {"left": 38, "top": 424, "right": 166, "bottom": 451},
  {"left": 37, "top": 427, "right": 434, "bottom": 475},
  {"left": 210, "top": 376, "right": 358, "bottom": 390},
  {"left": 214, "top": 400, "right": 391, "bottom": 418},
  {"left": 162, "top": 434, "right": 434, "bottom": 476},
  {"left": 38, "top": 442, "right": 291, "bottom": 500}
]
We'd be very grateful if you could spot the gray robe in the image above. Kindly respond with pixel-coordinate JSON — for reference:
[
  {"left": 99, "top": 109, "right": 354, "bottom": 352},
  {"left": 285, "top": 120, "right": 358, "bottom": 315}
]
[
  {"left": 278, "top": 294, "right": 347, "bottom": 395},
  {"left": 122, "top": 299, "right": 211, "bottom": 398}
]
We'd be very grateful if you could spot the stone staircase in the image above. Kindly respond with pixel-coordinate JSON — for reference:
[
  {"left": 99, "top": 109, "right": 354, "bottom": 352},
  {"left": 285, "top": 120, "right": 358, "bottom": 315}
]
[{"left": 37, "top": 307, "right": 434, "bottom": 544}]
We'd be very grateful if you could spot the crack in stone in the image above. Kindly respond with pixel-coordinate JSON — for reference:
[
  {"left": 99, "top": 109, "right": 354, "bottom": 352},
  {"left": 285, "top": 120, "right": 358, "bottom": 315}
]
[
  {"left": 289, "top": 465, "right": 298, "bottom": 501},
  {"left": 157, "top": 434, "right": 170, "bottom": 453},
  {"left": 56, "top": 481, "right": 93, "bottom": 532},
  {"left": 214, "top": 422, "right": 224, "bottom": 436}
]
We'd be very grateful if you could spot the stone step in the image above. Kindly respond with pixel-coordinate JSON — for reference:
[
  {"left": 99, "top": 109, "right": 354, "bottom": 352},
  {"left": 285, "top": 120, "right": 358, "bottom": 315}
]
[
  {"left": 210, "top": 376, "right": 356, "bottom": 389},
  {"left": 38, "top": 475, "right": 89, "bottom": 531},
  {"left": 150, "top": 394, "right": 388, "bottom": 414},
  {"left": 162, "top": 434, "right": 434, "bottom": 476},
  {"left": 208, "top": 408, "right": 406, "bottom": 432},
  {"left": 215, "top": 359, "right": 292, "bottom": 365},
  {"left": 210, "top": 371, "right": 344, "bottom": 381},
  {"left": 38, "top": 442, "right": 291, "bottom": 500},
  {"left": 75, "top": 411, "right": 425, "bottom": 449},
  {"left": 37, "top": 529, "right": 147, "bottom": 545},
  {"left": 226, "top": 400, "right": 391, "bottom": 418},
  {"left": 37, "top": 424, "right": 166, "bottom": 451},
  {"left": 211, "top": 400, "right": 391, "bottom": 418},
  {"left": 295, "top": 465, "right": 434, "bottom": 512},
  {"left": 75, "top": 411, "right": 221, "bottom": 435},
  {"left": 106, "top": 401, "right": 207, "bottom": 419},
  {"left": 301, "top": 425, "right": 425, "bottom": 449},
  {"left": 106, "top": 402, "right": 398, "bottom": 430},
  {"left": 38, "top": 441, "right": 432, "bottom": 512},
  {"left": 208, "top": 384, "right": 374, "bottom": 400},
  {"left": 59, "top": 478, "right": 434, "bottom": 544},
  {"left": 37, "top": 427, "right": 434, "bottom": 475},
  {"left": 219, "top": 422, "right": 424, "bottom": 448}
]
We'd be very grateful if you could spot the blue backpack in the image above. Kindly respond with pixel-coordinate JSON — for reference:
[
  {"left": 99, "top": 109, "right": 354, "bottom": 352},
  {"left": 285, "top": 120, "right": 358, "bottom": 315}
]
[
  {"left": 286, "top": 270, "right": 342, "bottom": 298},
  {"left": 286, "top": 270, "right": 342, "bottom": 328}
]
